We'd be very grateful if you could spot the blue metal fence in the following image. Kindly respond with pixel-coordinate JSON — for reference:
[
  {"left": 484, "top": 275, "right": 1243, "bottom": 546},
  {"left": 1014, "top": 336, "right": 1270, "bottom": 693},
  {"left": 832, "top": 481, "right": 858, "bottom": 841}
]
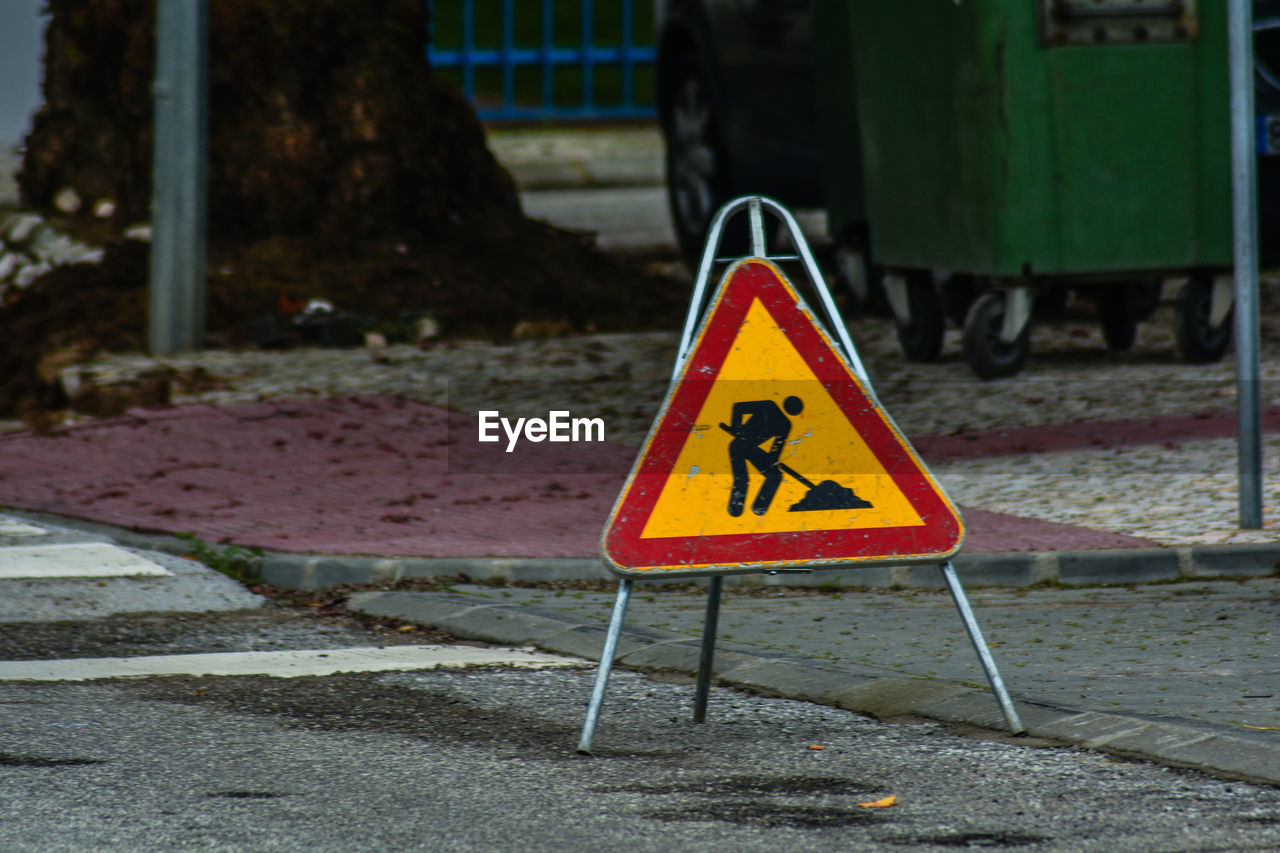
[{"left": 427, "top": 0, "right": 656, "bottom": 121}]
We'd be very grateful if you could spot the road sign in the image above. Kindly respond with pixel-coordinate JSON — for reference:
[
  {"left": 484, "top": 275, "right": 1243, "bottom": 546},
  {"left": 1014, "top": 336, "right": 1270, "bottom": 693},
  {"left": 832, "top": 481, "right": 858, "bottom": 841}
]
[
  {"left": 601, "top": 258, "right": 964, "bottom": 577},
  {"left": 581, "top": 200, "right": 1018, "bottom": 756}
]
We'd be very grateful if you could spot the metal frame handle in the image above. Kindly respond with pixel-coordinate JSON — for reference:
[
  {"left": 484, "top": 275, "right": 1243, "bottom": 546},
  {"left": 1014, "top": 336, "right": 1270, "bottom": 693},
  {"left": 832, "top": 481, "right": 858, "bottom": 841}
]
[{"left": 676, "top": 196, "right": 872, "bottom": 389}]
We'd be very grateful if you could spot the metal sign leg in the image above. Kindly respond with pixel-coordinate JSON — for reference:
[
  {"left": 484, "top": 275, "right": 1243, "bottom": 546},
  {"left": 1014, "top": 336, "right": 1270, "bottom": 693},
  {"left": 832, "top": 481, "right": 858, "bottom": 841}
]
[
  {"left": 693, "top": 576, "right": 724, "bottom": 722},
  {"left": 940, "top": 561, "right": 1025, "bottom": 734},
  {"left": 577, "top": 578, "right": 634, "bottom": 753}
]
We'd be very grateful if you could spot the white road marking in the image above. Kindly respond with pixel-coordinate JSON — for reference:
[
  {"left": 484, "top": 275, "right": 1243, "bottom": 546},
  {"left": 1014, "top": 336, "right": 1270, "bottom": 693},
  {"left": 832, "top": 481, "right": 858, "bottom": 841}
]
[
  {"left": 0, "top": 518, "right": 50, "bottom": 536},
  {"left": 0, "top": 543, "right": 172, "bottom": 579},
  {"left": 0, "top": 645, "right": 582, "bottom": 681}
]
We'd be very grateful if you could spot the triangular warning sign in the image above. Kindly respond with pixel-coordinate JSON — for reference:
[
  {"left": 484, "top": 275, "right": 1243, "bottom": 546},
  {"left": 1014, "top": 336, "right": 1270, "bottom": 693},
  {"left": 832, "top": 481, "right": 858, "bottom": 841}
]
[{"left": 602, "top": 259, "right": 963, "bottom": 577}]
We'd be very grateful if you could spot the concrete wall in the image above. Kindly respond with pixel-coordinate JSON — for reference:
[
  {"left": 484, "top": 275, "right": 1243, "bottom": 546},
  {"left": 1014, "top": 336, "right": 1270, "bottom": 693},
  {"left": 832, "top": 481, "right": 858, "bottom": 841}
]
[{"left": 0, "top": 0, "right": 46, "bottom": 151}]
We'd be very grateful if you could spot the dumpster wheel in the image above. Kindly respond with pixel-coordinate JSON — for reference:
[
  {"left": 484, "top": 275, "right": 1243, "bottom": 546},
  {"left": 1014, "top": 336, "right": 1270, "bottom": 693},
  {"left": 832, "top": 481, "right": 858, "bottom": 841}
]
[
  {"left": 940, "top": 273, "right": 980, "bottom": 327},
  {"left": 1174, "top": 274, "right": 1232, "bottom": 364},
  {"left": 1097, "top": 287, "right": 1139, "bottom": 352},
  {"left": 1097, "top": 279, "right": 1162, "bottom": 352},
  {"left": 963, "top": 291, "right": 1030, "bottom": 379},
  {"left": 894, "top": 271, "right": 945, "bottom": 362},
  {"left": 832, "top": 236, "right": 889, "bottom": 317}
]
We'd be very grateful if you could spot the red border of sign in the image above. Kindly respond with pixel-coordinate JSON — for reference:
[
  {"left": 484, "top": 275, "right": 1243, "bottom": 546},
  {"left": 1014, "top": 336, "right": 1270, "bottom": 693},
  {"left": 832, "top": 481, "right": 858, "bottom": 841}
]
[{"left": 602, "top": 260, "right": 963, "bottom": 574}]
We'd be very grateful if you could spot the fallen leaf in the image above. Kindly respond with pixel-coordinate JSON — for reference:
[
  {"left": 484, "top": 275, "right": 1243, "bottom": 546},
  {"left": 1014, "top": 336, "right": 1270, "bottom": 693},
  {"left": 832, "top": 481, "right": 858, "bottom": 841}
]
[
  {"left": 858, "top": 795, "right": 897, "bottom": 809},
  {"left": 807, "top": 744, "right": 825, "bottom": 751},
  {"left": 397, "top": 624, "right": 417, "bottom": 632},
  {"left": 1243, "top": 724, "right": 1280, "bottom": 731}
]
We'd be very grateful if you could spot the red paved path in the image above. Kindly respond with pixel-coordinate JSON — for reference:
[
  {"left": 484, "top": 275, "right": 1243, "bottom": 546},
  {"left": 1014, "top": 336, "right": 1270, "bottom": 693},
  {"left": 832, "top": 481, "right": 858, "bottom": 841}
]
[{"left": 0, "top": 395, "right": 1251, "bottom": 558}]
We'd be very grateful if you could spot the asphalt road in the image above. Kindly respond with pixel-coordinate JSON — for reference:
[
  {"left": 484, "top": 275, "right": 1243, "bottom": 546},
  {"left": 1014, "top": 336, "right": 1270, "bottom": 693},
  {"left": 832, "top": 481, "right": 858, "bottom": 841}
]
[
  {"left": 2, "top": 655, "right": 1280, "bottom": 850},
  {"left": 6, "top": 651, "right": 1280, "bottom": 852},
  {"left": 521, "top": 186, "right": 678, "bottom": 251},
  {"left": 2, "top": 515, "right": 1280, "bottom": 851},
  {"left": 519, "top": 185, "right": 828, "bottom": 252}
]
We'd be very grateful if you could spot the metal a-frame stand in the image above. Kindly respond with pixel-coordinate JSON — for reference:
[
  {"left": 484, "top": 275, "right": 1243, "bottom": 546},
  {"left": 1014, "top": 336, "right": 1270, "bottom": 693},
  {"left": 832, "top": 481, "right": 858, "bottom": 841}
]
[{"left": 578, "top": 197, "right": 1024, "bottom": 753}]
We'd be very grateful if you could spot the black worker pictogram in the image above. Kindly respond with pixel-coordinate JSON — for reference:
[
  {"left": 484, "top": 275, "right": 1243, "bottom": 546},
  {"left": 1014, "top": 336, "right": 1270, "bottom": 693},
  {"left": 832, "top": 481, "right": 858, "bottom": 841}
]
[{"left": 719, "top": 395, "right": 873, "bottom": 517}]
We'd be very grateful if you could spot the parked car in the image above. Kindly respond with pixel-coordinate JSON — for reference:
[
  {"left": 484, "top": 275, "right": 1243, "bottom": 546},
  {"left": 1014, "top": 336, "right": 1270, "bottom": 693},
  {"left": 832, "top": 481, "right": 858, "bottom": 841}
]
[{"left": 653, "top": 0, "right": 821, "bottom": 263}]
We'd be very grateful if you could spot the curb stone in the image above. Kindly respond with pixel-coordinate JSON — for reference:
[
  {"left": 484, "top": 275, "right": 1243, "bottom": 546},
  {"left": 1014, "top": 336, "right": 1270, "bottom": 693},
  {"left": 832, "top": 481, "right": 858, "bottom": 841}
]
[
  {"left": 348, "top": 589, "right": 1280, "bottom": 787},
  {"left": 10, "top": 507, "right": 1278, "bottom": 592},
  {"left": 259, "top": 544, "right": 1280, "bottom": 591}
]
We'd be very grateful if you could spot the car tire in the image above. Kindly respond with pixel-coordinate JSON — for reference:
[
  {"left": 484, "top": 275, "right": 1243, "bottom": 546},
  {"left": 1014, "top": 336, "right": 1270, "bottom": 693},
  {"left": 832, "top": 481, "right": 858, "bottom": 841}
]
[{"left": 661, "top": 49, "right": 733, "bottom": 265}]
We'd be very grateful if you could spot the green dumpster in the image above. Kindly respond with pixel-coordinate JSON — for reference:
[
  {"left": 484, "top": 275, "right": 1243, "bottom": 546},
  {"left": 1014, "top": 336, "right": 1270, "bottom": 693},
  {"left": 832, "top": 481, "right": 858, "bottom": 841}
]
[{"left": 819, "top": 0, "right": 1233, "bottom": 377}]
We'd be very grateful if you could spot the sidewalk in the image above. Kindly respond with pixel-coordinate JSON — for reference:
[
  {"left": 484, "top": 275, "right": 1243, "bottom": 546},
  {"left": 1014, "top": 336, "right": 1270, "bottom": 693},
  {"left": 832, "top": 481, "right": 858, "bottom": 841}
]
[
  {"left": 486, "top": 125, "right": 664, "bottom": 190},
  {"left": 349, "top": 579, "right": 1280, "bottom": 786},
  {"left": 1, "top": 393, "right": 1277, "bottom": 589}
]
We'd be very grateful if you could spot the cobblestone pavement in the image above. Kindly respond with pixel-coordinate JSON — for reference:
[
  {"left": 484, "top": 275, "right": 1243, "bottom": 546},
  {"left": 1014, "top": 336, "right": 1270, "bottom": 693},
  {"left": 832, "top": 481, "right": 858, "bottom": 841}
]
[{"left": 45, "top": 287, "right": 1280, "bottom": 548}]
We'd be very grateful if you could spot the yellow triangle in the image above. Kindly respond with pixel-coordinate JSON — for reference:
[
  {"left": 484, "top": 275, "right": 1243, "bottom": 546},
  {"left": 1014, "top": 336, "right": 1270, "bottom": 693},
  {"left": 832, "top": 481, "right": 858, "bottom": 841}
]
[{"left": 640, "top": 298, "right": 925, "bottom": 540}]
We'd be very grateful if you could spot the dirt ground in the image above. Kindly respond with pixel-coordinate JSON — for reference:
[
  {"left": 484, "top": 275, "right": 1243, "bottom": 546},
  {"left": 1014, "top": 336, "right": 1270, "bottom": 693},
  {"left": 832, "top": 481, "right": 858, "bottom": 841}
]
[{"left": 0, "top": 230, "right": 690, "bottom": 424}]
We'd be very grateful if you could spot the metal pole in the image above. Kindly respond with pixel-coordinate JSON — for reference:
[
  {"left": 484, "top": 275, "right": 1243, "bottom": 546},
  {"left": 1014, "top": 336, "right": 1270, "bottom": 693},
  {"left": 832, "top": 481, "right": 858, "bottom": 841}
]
[
  {"left": 149, "top": 0, "right": 208, "bottom": 355},
  {"left": 748, "top": 197, "right": 766, "bottom": 256},
  {"left": 692, "top": 575, "right": 723, "bottom": 723},
  {"left": 940, "top": 561, "right": 1025, "bottom": 734},
  {"left": 577, "top": 578, "right": 633, "bottom": 753},
  {"left": 1228, "top": 0, "right": 1263, "bottom": 528}
]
